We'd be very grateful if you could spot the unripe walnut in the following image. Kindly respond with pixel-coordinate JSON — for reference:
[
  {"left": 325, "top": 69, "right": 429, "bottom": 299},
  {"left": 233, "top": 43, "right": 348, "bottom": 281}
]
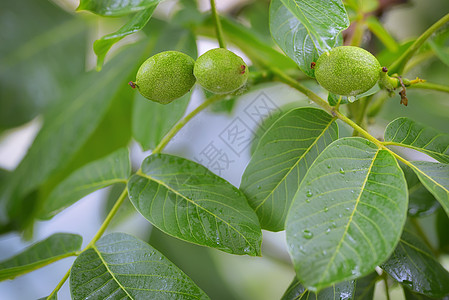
[
  {"left": 314, "top": 46, "right": 381, "bottom": 97},
  {"left": 194, "top": 48, "right": 248, "bottom": 94},
  {"left": 135, "top": 51, "right": 196, "bottom": 104}
]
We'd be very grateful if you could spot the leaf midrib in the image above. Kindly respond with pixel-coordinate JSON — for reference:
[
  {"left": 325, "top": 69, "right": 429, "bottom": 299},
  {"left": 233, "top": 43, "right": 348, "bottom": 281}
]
[
  {"left": 318, "top": 148, "right": 380, "bottom": 286},
  {"left": 136, "top": 171, "right": 256, "bottom": 253}
]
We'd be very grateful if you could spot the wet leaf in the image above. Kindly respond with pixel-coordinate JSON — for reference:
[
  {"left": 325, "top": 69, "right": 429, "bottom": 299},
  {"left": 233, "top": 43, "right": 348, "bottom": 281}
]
[
  {"left": 77, "top": 0, "right": 163, "bottom": 16},
  {"left": 240, "top": 107, "right": 338, "bottom": 231},
  {"left": 286, "top": 137, "right": 408, "bottom": 291},
  {"left": 70, "top": 233, "right": 209, "bottom": 299},
  {"left": 128, "top": 154, "right": 262, "bottom": 256},
  {"left": 281, "top": 276, "right": 355, "bottom": 299}
]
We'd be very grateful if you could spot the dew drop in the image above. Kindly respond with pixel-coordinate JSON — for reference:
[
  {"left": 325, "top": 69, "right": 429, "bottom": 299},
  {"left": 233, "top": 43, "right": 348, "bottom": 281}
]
[
  {"left": 306, "top": 190, "right": 313, "bottom": 197},
  {"left": 348, "top": 96, "right": 356, "bottom": 103},
  {"left": 257, "top": 185, "right": 261, "bottom": 190},
  {"left": 327, "top": 164, "right": 331, "bottom": 169},
  {"left": 305, "top": 198, "right": 311, "bottom": 203},
  {"left": 332, "top": 222, "right": 337, "bottom": 228},
  {"left": 326, "top": 228, "right": 331, "bottom": 234},
  {"left": 324, "top": 206, "right": 329, "bottom": 212},
  {"left": 322, "top": 250, "right": 327, "bottom": 256},
  {"left": 339, "top": 168, "right": 345, "bottom": 174},
  {"left": 303, "top": 230, "right": 313, "bottom": 239}
]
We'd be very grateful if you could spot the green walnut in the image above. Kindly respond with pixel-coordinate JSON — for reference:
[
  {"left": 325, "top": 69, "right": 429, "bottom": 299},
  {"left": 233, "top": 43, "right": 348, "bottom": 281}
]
[
  {"left": 314, "top": 46, "right": 381, "bottom": 97},
  {"left": 194, "top": 48, "right": 249, "bottom": 94},
  {"left": 133, "top": 51, "right": 196, "bottom": 104}
]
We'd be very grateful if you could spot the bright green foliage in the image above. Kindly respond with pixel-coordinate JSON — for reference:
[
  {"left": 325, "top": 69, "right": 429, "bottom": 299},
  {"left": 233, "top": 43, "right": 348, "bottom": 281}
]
[
  {"left": 282, "top": 277, "right": 355, "bottom": 300},
  {"left": 194, "top": 48, "right": 248, "bottom": 94},
  {"left": 409, "top": 161, "right": 449, "bottom": 217},
  {"left": 384, "top": 117, "right": 449, "bottom": 163},
  {"left": 382, "top": 226, "right": 449, "bottom": 298},
  {"left": 240, "top": 107, "right": 338, "bottom": 231},
  {"left": 286, "top": 137, "right": 408, "bottom": 291},
  {"left": 136, "top": 51, "right": 196, "bottom": 104},
  {"left": 70, "top": 233, "right": 209, "bottom": 300},
  {"left": 39, "top": 148, "right": 130, "bottom": 219},
  {"left": 0, "top": 233, "right": 82, "bottom": 281},
  {"left": 269, "top": 0, "right": 348, "bottom": 77},
  {"left": 77, "top": 0, "right": 162, "bottom": 16},
  {"left": 127, "top": 154, "right": 262, "bottom": 256},
  {"left": 315, "top": 46, "right": 381, "bottom": 96}
]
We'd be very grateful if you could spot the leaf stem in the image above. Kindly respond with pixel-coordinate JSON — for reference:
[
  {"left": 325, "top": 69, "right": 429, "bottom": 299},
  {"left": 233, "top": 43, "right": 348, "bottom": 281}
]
[
  {"left": 383, "top": 273, "right": 391, "bottom": 300},
  {"left": 407, "top": 81, "right": 449, "bottom": 94},
  {"left": 388, "top": 12, "right": 449, "bottom": 75},
  {"left": 210, "top": 0, "right": 226, "bottom": 48},
  {"left": 46, "top": 267, "right": 71, "bottom": 300},
  {"left": 86, "top": 188, "right": 128, "bottom": 248},
  {"left": 152, "top": 94, "right": 226, "bottom": 154}
]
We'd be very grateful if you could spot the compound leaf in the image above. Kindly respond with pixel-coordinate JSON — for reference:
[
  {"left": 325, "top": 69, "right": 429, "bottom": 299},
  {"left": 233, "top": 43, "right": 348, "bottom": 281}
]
[
  {"left": 282, "top": 276, "right": 355, "bottom": 300},
  {"left": 269, "top": 0, "right": 348, "bottom": 77},
  {"left": 70, "top": 232, "right": 209, "bottom": 300},
  {"left": 286, "top": 137, "right": 408, "bottom": 291},
  {"left": 39, "top": 148, "right": 130, "bottom": 219},
  {"left": 77, "top": 0, "right": 163, "bottom": 16},
  {"left": 0, "top": 233, "right": 82, "bottom": 281},
  {"left": 240, "top": 107, "right": 338, "bottom": 231},
  {"left": 381, "top": 225, "right": 449, "bottom": 298},
  {"left": 384, "top": 117, "right": 449, "bottom": 163},
  {"left": 94, "top": 5, "right": 157, "bottom": 70},
  {"left": 128, "top": 154, "right": 262, "bottom": 256}
]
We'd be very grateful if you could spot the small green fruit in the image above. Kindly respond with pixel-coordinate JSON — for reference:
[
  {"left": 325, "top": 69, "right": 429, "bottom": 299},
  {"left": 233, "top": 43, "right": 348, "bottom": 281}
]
[
  {"left": 194, "top": 48, "right": 249, "bottom": 94},
  {"left": 314, "top": 46, "right": 381, "bottom": 97},
  {"left": 135, "top": 51, "right": 196, "bottom": 104}
]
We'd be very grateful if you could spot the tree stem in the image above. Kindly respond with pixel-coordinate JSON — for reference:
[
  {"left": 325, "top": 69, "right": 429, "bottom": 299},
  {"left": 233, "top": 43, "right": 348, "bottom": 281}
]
[
  {"left": 153, "top": 94, "right": 226, "bottom": 154},
  {"left": 210, "top": 0, "right": 226, "bottom": 48},
  {"left": 389, "top": 12, "right": 449, "bottom": 74}
]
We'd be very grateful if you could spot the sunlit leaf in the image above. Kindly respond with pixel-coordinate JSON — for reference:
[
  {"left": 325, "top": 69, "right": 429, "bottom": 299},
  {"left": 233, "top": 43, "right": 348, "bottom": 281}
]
[
  {"left": 128, "top": 154, "right": 262, "bottom": 256},
  {"left": 281, "top": 276, "right": 355, "bottom": 300},
  {"left": 382, "top": 225, "right": 449, "bottom": 298},
  {"left": 269, "top": 0, "right": 348, "bottom": 76},
  {"left": 94, "top": 6, "right": 157, "bottom": 70},
  {"left": 286, "top": 137, "right": 408, "bottom": 291},
  {"left": 0, "top": 233, "right": 81, "bottom": 281},
  {"left": 70, "top": 233, "right": 209, "bottom": 299},
  {"left": 384, "top": 117, "right": 449, "bottom": 163},
  {"left": 77, "top": 0, "right": 163, "bottom": 16},
  {"left": 409, "top": 161, "right": 449, "bottom": 217},
  {"left": 39, "top": 148, "right": 130, "bottom": 219},
  {"left": 240, "top": 107, "right": 338, "bottom": 231}
]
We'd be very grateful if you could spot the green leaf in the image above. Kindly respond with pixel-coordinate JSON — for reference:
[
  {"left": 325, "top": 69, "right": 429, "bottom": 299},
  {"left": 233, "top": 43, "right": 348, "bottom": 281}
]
[
  {"left": 404, "top": 288, "right": 449, "bottom": 300},
  {"left": 132, "top": 24, "right": 197, "bottom": 151},
  {"left": 94, "top": 6, "right": 157, "bottom": 70},
  {"left": 128, "top": 154, "right": 262, "bottom": 256},
  {"left": 2, "top": 43, "right": 146, "bottom": 230},
  {"left": 240, "top": 107, "right": 338, "bottom": 231},
  {"left": 437, "top": 208, "right": 449, "bottom": 253},
  {"left": 384, "top": 117, "right": 449, "bottom": 163},
  {"left": 286, "top": 137, "right": 408, "bottom": 291},
  {"left": 196, "top": 16, "right": 296, "bottom": 70},
  {"left": 0, "top": 233, "right": 82, "bottom": 281},
  {"left": 77, "top": 0, "right": 163, "bottom": 16},
  {"left": 381, "top": 225, "right": 449, "bottom": 298},
  {"left": 269, "top": 0, "right": 349, "bottom": 77},
  {"left": 429, "top": 26, "right": 449, "bottom": 68},
  {"left": 409, "top": 161, "right": 449, "bottom": 217},
  {"left": 354, "top": 272, "right": 378, "bottom": 300},
  {"left": 70, "top": 232, "right": 209, "bottom": 299},
  {"left": 401, "top": 164, "right": 440, "bottom": 217},
  {"left": 281, "top": 276, "right": 355, "bottom": 300},
  {"left": 39, "top": 148, "right": 130, "bottom": 220},
  {"left": 0, "top": 0, "right": 87, "bottom": 130}
]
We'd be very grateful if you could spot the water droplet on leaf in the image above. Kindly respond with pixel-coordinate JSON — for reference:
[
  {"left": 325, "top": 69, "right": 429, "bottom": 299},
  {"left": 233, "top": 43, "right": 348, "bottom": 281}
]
[{"left": 303, "top": 230, "right": 313, "bottom": 239}]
